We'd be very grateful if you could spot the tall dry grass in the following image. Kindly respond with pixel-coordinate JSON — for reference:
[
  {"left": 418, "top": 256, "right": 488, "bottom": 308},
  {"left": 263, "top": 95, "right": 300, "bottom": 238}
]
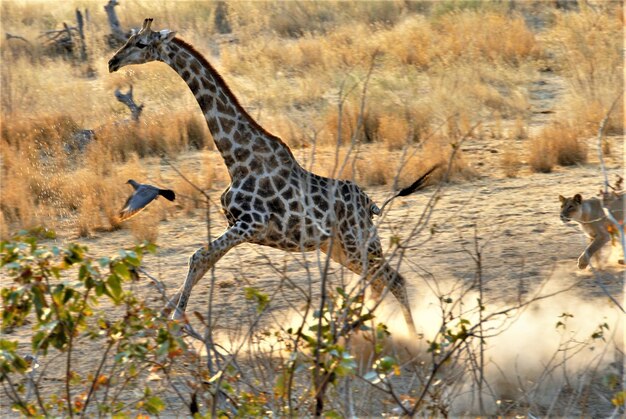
[
  {"left": 527, "top": 121, "right": 587, "bottom": 174},
  {"left": 1, "top": 1, "right": 622, "bottom": 238},
  {"left": 544, "top": 4, "right": 624, "bottom": 135}
]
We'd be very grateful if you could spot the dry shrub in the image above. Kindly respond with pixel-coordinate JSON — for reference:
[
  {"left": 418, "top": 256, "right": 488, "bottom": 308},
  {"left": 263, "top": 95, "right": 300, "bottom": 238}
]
[
  {"left": 128, "top": 212, "right": 160, "bottom": 244},
  {"left": 311, "top": 148, "right": 357, "bottom": 181},
  {"left": 173, "top": 177, "right": 202, "bottom": 216},
  {"left": 379, "top": 114, "right": 410, "bottom": 151},
  {"left": 265, "top": 115, "right": 307, "bottom": 149},
  {"left": 356, "top": 150, "right": 390, "bottom": 186},
  {"left": 376, "top": 104, "right": 433, "bottom": 150},
  {"left": 76, "top": 193, "right": 99, "bottom": 238},
  {"left": 408, "top": 102, "right": 436, "bottom": 142},
  {"left": 170, "top": 156, "right": 216, "bottom": 216},
  {"left": 355, "top": 137, "right": 479, "bottom": 189},
  {"left": 326, "top": 23, "right": 380, "bottom": 68},
  {"left": 0, "top": 211, "right": 8, "bottom": 241},
  {"left": 182, "top": 113, "right": 211, "bottom": 150},
  {"left": 542, "top": 122, "right": 587, "bottom": 167},
  {"left": 547, "top": 6, "right": 623, "bottom": 135},
  {"left": 426, "top": 61, "right": 532, "bottom": 125},
  {"left": 297, "top": 37, "right": 325, "bottom": 69},
  {"left": 0, "top": 174, "right": 40, "bottom": 230},
  {"left": 400, "top": 137, "right": 478, "bottom": 186},
  {"left": 528, "top": 136, "right": 555, "bottom": 174},
  {"left": 318, "top": 96, "right": 381, "bottom": 147},
  {"left": 96, "top": 114, "right": 203, "bottom": 163},
  {"left": 434, "top": 11, "right": 539, "bottom": 65},
  {"left": 319, "top": 104, "right": 361, "bottom": 147},
  {"left": 501, "top": 149, "right": 522, "bottom": 178},
  {"left": 2, "top": 113, "right": 79, "bottom": 158},
  {"left": 384, "top": 15, "right": 434, "bottom": 69},
  {"left": 0, "top": 140, "right": 43, "bottom": 231},
  {"left": 512, "top": 116, "right": 528, "bottom": 140}
]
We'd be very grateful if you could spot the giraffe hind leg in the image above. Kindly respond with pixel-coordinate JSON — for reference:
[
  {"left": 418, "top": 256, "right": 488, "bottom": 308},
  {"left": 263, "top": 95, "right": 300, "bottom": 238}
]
[
  {"left": 170, "top": 219, "right": 264, "bottom": 320},
  {"left": 332, "top": 232, "right": 419, "bottom": 336},
  {"left": 372, "top": 265, "right": 419, "bottom": 337}
]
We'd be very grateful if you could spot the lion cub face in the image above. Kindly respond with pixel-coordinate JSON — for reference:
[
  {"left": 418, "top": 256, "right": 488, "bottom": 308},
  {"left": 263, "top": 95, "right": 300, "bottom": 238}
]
[{"left": 559, "top": 194, "right": 583, "bottom": 223}]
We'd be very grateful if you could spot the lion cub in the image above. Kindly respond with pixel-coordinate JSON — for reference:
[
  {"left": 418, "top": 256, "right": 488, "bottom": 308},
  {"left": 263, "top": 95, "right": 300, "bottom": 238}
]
[{"left": 559, "top": 192, "right": 624, "bottom": 269}]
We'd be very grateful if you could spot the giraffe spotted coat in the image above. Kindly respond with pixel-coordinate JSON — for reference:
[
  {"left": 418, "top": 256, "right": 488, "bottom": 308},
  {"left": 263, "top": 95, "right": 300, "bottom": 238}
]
[{"left": 109, "top": 18, "right": 420, "bottom": 335}]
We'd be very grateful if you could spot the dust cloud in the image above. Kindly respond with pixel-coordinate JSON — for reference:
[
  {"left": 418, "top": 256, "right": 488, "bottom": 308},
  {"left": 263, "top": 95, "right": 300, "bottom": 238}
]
[{"left": 376, "top": 265, "right": 624, "bottom": 414}]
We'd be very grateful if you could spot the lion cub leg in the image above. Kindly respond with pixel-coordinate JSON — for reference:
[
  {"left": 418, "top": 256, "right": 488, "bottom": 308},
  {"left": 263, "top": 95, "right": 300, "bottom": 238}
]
[{"left": 578, "top": 232, "right": 610, "bottom": 269}]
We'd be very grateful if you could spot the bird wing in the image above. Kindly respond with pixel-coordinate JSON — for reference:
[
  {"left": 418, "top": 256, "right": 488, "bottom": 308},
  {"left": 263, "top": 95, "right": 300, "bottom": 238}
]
[{"left": 118, "top": 185, "right": 160, "bottom": 221}]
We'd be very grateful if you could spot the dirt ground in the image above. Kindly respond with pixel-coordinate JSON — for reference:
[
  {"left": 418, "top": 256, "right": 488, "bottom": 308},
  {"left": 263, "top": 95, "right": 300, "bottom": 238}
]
[
  {"left": 1, "top": 63, "right": 624, "bottom": 415},
  {"left": 3, "top": 133, "right": 623, "bottom": 416}
]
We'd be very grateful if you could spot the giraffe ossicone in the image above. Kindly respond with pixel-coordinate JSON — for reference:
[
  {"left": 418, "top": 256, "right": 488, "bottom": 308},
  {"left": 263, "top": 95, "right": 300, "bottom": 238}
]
[{"left": 109, "top": 18, "right": 436, "bottom": 336}]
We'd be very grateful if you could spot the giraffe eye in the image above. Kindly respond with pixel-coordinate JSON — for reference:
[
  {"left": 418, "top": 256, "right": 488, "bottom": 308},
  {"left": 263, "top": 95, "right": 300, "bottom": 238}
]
[{"left": 137, "top": 42, "right": 148, "bottom": 49}]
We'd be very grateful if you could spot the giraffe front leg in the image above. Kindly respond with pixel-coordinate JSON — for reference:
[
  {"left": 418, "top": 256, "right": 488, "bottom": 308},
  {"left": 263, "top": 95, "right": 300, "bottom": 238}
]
[{"left": 170, "top": 220, "right": 265, "bottom": 321}]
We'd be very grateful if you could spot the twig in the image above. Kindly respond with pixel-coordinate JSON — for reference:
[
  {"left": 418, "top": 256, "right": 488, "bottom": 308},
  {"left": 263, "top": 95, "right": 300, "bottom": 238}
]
[
  {"left": 5, "top": 32, "right": 32, "bottom": 45},
  {"left": 594, "top": 91, "right": 625, "bottom": 312},
  {"left": 137, "top": 267, "right": 169, "bottom": 301},
  {"left": 80, "top": 341, "right": 114, "bottom": 418},
  {"left": 597, "top": 92, "right": 623, "bottom": 193}
]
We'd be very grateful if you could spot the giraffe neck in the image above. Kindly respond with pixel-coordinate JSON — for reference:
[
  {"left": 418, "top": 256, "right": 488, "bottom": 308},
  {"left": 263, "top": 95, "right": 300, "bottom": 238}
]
[{"left": 160, "top": 38, "right": 296, "bottom": 178}]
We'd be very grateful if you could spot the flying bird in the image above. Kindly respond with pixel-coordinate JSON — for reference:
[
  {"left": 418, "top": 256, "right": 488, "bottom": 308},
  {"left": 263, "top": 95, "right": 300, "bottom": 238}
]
[{"left": 118, "top": 179, "right": 176, "bottom": 221}]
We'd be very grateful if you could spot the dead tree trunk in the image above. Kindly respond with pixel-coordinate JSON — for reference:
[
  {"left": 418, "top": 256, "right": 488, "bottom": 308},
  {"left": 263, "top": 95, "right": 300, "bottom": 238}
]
[
  {"left": 75, "top": 9, "right": 88, "bottom": 61},
  {"left": 115, "top": 86, "right": 144, "bottom": 122},
  {"left": 104, "top": 0, "right": 127, "bottom": 46}
]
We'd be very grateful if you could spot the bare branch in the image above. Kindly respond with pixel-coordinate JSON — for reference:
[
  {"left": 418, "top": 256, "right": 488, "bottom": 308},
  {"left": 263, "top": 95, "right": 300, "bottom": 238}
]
[
  {"left": 5, "top": 32, "right": 32, "bottom": 45},
  {"left": 114, "top": 86, "right": 144, "bottom": 122}
]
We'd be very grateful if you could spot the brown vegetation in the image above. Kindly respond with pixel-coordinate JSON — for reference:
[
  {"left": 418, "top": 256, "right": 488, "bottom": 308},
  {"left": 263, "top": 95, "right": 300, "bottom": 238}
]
[
  {"left": 0, "top": 1, "right": 623, "bottom": 240},
  {"left": 0, "top": 2, "right": 624, "bottom": 417}
]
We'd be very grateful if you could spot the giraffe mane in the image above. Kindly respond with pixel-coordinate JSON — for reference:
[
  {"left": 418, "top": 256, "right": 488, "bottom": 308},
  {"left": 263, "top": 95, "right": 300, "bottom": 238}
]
[{"left": 171, "top": 37, "right": 295, "bottom": 159}]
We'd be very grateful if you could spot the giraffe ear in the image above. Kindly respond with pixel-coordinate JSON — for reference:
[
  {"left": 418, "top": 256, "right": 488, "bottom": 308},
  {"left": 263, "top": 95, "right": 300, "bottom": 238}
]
[{"left": 159, "top": 30, "right": 177, "bottom": 42}]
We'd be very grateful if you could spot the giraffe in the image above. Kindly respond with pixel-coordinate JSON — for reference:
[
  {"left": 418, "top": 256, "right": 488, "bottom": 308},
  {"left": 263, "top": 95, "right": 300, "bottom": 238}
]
[{"left": 109, "top": 18, "right": 431, "bottom": 336}]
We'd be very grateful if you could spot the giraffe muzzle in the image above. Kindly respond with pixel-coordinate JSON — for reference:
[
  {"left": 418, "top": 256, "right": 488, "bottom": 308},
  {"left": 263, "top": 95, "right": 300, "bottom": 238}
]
[{"left": 108, "top": 57, "right": 120, "bottom": 73}]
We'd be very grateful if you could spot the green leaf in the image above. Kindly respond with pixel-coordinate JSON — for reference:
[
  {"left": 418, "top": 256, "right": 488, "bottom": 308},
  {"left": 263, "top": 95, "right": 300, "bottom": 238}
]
[
  {"left": 143, "top": 396, "right": 166, "bottom": 414},
  {"left": 113, "top": 262, "right": 131, "bottom": 280},
  {"left": 107, "top": 275, "right": 123, "bottom": 303},
  {"left": 244, "top": 287, "right": 269, "bottom": 313}
]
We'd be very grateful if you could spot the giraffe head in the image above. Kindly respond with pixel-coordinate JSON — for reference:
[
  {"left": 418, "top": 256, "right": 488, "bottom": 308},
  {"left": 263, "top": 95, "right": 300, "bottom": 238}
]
[{"left": 108, "top": 18, "right": 176, "bottom": 73}]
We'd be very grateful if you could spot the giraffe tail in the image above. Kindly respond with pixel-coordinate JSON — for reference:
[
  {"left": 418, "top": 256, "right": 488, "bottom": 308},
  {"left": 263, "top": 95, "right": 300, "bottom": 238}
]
[{"left": 375, "top": 164, "right": 439, "bottom": 215}]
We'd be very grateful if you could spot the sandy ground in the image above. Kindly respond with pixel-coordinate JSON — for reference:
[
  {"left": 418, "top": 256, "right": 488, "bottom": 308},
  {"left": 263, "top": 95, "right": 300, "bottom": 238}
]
[
  {"left": 2, "top": 133, "right": 623, "bottom": 416},
  {"left": 1, "top": 69, "right": 623, "bottom": 415}
]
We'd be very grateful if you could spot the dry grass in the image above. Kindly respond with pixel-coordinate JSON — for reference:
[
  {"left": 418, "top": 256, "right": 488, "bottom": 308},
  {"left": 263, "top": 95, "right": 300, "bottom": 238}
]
[
  {"left": 528, "top": 137, "right": 555, "bottom": 174},
  {"left": 128, "top": 212, "right": 160, "bottom": 244},
  {"left": 378, "top": 114, "right": 411, "bottom": 151},
  {"left": 501, "top": 149, "right": 523, "bottom": 178},
  {"left": 545, "top": 4, "right": 624, "bottom": 135},
  {"left": 547, "top": 122, "right": 587, "bottom": 167},
  {"left": 0, "top": 1, "right": 622, "bottom": 238},
  {"left": 170, "top": 155, "right": 219, "bottom": 216},
  {"left": 527, "top": 122, "right": 587, "bottom": 174}
]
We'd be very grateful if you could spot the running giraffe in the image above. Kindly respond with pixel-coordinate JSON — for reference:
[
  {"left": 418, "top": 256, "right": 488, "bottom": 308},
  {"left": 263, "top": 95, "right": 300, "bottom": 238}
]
[{"left": 109, "top": 18, "right": 435, "bottom": 335}]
